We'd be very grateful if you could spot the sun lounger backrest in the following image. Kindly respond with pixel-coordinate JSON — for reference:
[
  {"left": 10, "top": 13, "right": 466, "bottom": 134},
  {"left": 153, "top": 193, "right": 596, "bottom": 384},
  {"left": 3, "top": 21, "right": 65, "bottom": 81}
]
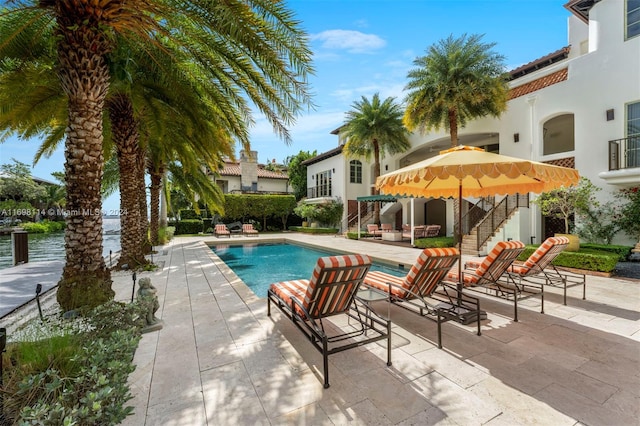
[
  {"left": 408, "top": 248, "right": 459, "bottom": 297},
  {"left": 215, "top": 224, "right": 229, "bottom": 233},
  {"left": 470, "top": 240, "right": 525, "bottom": 285},
  {"left": 521, "top": 236, "right": 568, "bottom": 274},
  {"left": 304, "top": 254, "right": 372, "bottom": 318}
]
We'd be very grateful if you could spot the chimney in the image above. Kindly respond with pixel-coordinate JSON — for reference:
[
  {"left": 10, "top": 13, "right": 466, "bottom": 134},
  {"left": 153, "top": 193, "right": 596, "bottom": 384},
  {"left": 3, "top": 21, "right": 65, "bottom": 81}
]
[{"left": 239, "top": 150, "right": 258, "bottom": 191}]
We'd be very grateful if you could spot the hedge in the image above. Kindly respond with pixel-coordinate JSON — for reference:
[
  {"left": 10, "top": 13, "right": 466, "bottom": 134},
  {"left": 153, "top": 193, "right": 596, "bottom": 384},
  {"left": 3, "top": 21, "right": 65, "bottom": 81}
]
[
  {"left": 517, "top": 245, "right": 620, "bottom": 273},
  {"left": 289, "top": 226, "right": 339, "bottom": 234},
  {"left": 580, "top": 244, "right": 633, "bottom": 261},
  {"left": 175, "top": 219, "right": 203, "bottom": 235},
  {"left": 414, "top": 237, "right": 456, "bottom": 248}
]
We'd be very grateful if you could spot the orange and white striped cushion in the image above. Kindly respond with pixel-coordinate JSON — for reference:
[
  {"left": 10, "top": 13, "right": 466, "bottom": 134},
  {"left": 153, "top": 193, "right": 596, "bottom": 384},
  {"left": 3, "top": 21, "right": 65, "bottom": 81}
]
[
  {"left": 522, "top": 236, "right": 568, "bottom": 271},
  {"left": 269, "top": 279, "right": 310, "bottom": 317},
  {"left": 364, "top": 248, "right": 458, "bottom": 298},
  {"left": 476, "top": 241, "right": 524, "bottom": 277},
  {"left": 304, "top": 254, "right": 371, "bottom": 317}
]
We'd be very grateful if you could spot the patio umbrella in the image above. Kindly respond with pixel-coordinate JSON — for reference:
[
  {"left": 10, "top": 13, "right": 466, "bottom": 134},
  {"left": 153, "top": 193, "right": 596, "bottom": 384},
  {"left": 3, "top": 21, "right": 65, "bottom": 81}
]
[{"left": 376, "top": 145, "right": 580, "bottom": 309}]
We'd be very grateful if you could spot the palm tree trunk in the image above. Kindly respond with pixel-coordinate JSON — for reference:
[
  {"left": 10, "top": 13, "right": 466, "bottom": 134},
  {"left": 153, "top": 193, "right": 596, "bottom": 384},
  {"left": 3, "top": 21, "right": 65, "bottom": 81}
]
[
  {"left": 448, "top": 108, "right": 458, "bottom": 146},
  {"left": 373, "top": 140, "right": 381, "bottom": 224},
  {"left": 149, "top": 164, "right": 165, "bottom": 246},
  {"left": 55, "top": 23, "right": 114, "bottom": 311},
  {"left": 108, "top": 94, "right": 146, "bottom": 268},
  {"left": 137, "top": 147, "right": 151, "bottom": 253}
]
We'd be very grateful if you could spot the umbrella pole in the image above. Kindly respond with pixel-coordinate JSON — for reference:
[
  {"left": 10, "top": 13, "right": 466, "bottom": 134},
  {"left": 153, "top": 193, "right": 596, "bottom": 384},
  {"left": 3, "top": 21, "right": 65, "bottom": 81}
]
[{"left": 457, "top": 181, "right": 463, "bottom": 304}]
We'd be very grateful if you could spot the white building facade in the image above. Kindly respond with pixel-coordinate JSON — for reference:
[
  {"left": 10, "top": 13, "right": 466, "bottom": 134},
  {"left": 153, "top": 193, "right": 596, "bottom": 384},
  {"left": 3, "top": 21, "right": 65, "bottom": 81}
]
[{"left": 304, "top": 0, "right": 640, "bottom": 249}]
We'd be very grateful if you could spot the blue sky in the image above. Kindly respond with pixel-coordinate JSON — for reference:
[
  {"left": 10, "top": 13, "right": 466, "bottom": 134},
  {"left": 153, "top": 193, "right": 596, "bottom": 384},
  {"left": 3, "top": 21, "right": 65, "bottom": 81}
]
[{"left": 0, "top": 0, "right": 571, "bottom": 212}]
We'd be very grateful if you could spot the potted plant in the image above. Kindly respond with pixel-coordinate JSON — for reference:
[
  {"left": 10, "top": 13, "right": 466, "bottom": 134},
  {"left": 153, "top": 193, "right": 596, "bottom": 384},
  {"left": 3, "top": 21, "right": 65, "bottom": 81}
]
[{"left": 532, "top": 177, "right": 597, "bottom": 251}]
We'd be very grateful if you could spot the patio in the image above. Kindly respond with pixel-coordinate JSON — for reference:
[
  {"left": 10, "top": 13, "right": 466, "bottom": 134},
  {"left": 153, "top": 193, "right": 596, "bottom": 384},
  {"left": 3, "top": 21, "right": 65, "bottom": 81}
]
[{"left": 118, "top": 233, "right": 640, "bottom": 425}]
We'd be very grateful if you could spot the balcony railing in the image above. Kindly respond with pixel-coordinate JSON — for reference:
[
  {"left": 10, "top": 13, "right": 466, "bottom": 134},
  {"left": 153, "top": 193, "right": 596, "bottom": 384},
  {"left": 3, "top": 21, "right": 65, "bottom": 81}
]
[
  {"left": 307, "top": 185, "right": 332, "bottom": 198},
  {"left": 609, "top": 136, "right": 640, "bottom": 170}
]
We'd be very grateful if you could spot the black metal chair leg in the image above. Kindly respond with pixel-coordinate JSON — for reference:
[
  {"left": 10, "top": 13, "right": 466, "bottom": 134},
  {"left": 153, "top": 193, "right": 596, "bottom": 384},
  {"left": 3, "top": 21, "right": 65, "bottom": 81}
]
[
  {"left": 322, "top": 336, "right": 330, "bottom": 388},
  {"left": 436, "top": 312, "right": 443, "bottom": 349}
]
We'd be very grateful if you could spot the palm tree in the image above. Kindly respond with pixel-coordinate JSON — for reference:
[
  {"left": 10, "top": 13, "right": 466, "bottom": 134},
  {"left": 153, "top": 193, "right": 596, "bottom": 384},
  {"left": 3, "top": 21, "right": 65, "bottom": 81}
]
[
  {"left": 404, "top": 34, "right": 509, "bottom": 147},
  {"left": 341, "top": 93, "right": 410, "bottom": 224},
  {"left": 1, "top": 1, "right": 313, "bottom": 311}
]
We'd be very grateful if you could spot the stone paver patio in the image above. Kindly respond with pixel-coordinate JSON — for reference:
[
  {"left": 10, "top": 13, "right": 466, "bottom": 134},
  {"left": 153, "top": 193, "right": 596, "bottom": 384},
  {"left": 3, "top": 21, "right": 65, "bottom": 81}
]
[{"left": 111, "top": 234, "right": 640, "bottom": 425}]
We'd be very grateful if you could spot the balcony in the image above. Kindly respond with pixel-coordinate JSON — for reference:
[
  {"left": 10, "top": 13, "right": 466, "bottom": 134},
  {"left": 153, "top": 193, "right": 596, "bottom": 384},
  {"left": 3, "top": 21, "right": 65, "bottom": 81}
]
[
  {"left": 306, "top": 185, "right": 332, "bottom": 199},
  {"left": 599, "top": 136, "right": 640, "bottom": 186}
]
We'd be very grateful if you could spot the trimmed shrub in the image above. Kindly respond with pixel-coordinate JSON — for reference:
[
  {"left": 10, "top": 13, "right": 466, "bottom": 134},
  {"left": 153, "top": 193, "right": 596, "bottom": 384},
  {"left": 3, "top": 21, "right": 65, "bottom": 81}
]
[
  {"left": 580, "top": 244, "right": 632, "bottom": 261},
  {"left": 289, "top": 226, "right": 339, "bottom": 234},
  {"left": 175, "top": 219, "right": 203, "bottom": 235},
  {"left": 517, "top": 245, "right": 620, "bottom": 273},
  {"left": 414, "top": 237, "right": 456, "bottom": 249},
  {"left": 179, "top": 209, "right": 200, "bottom": 220}
]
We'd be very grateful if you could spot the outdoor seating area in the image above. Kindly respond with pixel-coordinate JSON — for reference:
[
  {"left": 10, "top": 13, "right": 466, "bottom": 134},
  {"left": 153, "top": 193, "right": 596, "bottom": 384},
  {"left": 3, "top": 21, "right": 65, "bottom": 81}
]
[
  {"left": 119, "top": 234, "right": 640, "bottom": 426},
  {"left": 401, "top": 224, "right": 441, "bottom": 240},
  {"left": 464, "top": 236, "right": 586, "bottom": 314}
]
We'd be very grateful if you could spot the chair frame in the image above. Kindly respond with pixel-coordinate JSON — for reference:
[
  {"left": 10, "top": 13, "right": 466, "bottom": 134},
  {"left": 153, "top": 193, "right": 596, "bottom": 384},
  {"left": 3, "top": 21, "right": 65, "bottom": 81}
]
[
  {"left": 267, "top": 255, "right": 391, "bottom": 388},
  {"left": 363, "top": 248, "right": 482, "bottom": 349},
  {"left": 450, "top": 241, "right": 528, "bottom": 322}
]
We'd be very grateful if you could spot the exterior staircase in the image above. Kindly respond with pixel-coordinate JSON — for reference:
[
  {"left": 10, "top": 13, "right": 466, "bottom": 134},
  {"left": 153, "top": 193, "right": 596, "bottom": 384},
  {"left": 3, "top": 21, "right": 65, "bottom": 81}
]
[{"left": 459, "top": 194, "right": 529, "bottom": 256}]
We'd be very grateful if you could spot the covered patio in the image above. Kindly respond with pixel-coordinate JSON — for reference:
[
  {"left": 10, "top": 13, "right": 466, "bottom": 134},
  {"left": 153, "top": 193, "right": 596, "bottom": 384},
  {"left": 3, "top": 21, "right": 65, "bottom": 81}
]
[{"left": 118, "top": 234, "right": 640, "bottom": 425}]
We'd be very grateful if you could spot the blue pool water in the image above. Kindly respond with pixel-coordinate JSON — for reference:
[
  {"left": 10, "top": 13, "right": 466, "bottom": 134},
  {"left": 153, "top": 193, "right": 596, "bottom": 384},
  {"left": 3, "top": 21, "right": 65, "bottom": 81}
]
[{"left": 211, "top": 242, "right": 407, "bottom": 297}]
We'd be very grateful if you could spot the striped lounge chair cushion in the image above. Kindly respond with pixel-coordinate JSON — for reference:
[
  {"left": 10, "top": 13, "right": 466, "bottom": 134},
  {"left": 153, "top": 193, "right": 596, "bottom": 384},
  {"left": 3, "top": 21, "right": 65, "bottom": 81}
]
[
  {"left": 448, "top": 240, "right": 525, "bottom": 286},
  {"left": 364, "top": 247, "right": 459, "bottom": 298},
  {"left": 270, "top": 254, "right": 371, "bottom": 318}
]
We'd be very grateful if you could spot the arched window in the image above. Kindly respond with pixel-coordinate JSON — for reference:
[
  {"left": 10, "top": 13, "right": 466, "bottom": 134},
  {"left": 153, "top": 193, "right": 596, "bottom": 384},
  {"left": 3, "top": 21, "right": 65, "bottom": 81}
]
[
  {"left": 349, "top": 160, "right": 362, "bottom": 184},
  {"left": 543, "top": 114, "right": 574, "bottom": 155}
]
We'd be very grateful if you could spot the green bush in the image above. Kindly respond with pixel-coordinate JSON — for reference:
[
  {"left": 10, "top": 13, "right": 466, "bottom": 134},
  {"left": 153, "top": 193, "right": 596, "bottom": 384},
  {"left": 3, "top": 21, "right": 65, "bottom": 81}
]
[
  {"left": 21, "top": 220, "right": 64, "bottom": 233},
  {"left": 3, "top": 301, "right": 145, "bottom": 425},
  {"left": 158, "top": 226, "right": 176, "bottom": 244},
  {"left": 289, "top": 226, "right": 339, "bottom": 234},
  {"left": 580, "top": 244, "right": 632, "bottom": 261},
  {"left": 517, "top": 245, "right": 620, "bottom": 273},
  {"left": 346, "top": 232, "right": 373, "bottom": 239},
  {"left": 179, "top": 209, "right": 200, "bottom": 220},
  {"left": 175, "top": 219, "right": 203, "bottom": 235},
  {"left": 414, "top": 237, "right": 456, "bottom": 248}
]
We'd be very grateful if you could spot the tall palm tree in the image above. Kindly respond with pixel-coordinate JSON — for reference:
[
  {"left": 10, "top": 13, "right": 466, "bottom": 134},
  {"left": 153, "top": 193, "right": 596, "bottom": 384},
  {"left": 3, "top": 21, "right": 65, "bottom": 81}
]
[
  {"left": 1, "top": 1, "right": 313, "bottom": 311},
  {"left": 404, "top": 34, "right": 509, "bottom": 147},
  {"left": 341, "top": 93, "right": 410, "bottom": 224}
]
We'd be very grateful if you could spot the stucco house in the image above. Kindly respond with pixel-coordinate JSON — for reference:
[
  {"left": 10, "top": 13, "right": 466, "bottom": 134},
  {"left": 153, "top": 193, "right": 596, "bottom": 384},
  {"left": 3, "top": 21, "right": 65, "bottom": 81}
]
[
  {"left": 211, "top": 150, "right": 292, "bottom": 195},
  {"left": 303, "top": 0, "right": 639, "bottom": 254}
]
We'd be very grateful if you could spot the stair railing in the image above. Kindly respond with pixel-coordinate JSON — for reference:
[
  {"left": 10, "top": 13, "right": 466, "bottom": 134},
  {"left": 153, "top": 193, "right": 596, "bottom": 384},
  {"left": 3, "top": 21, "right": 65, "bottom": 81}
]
[{"left": 473, "top": 194, "right": 529, "bottom": 250}]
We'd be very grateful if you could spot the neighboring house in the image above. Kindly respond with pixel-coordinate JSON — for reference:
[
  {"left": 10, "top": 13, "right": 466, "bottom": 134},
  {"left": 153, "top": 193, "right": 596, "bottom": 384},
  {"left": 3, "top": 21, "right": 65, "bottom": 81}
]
[
  {"left": 304, "top": 0, "right": 640, "bottom": 251},
  {"left": 211, "top": 150, "right": 292, "bottom": 195}
]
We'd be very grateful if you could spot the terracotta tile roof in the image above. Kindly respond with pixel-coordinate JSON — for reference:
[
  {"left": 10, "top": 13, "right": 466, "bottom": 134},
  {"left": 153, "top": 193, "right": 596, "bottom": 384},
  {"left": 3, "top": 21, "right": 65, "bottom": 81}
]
[
  {"left": 509, "top": 47, "right": 570, "bottom": 79},
  {"left": 509, "top": 68, "right": 569, "bottom": 100},
  {"left": 217, "top": 163, "right": 289, "bottom": 179}
]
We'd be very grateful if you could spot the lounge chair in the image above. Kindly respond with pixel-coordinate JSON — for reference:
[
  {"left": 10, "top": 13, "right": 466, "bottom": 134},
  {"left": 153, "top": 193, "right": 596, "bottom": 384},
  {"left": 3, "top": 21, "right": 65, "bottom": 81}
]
[
  {"left": 464, "top": 236, "right": 586, "bottom": 312},
  {"left": 267, "top": 254, "right": 391, "bottom": 388},
  {"left": 447, "top": 240, "right": 527, "bottom": 321},
  {"left": 214, "top": 224, "right": 230, "bottom": 238},
  {"left": 381, "top": 223, "right": 394, "bottom": 232},
  {"left": 367, "top": 224, "right": 382, "bottom": 239},
  {"left": 423, "top": 224, "right": 441, "bottom": 238},
  {"left": 363, "top": 247, "right": 482, "bottom": 348},
  {"left": 242, "top": 223, "right": 259, "bottom": 236}
]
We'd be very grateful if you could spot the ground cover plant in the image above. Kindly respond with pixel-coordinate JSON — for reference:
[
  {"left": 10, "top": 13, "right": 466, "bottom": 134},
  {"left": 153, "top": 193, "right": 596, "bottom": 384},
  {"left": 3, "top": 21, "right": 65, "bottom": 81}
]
[
  {"left": 1, "top": 301, "right": 146, "bottom": 424},
  {"left": 517, "top": 245, "right": 626, "bottom": 273}
]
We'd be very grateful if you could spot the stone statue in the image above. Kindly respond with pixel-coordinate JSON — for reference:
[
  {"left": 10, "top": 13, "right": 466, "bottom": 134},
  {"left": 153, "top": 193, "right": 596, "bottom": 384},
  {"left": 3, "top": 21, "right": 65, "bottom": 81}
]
[{"left": 137, "top": 277, "right": 160, "bottom": 328}]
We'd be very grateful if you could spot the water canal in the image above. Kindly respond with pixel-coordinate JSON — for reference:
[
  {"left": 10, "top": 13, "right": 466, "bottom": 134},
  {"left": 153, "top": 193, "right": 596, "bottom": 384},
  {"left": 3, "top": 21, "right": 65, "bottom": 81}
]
[{"left": 0, "top": 218, "right": 121, "bottom": 270}]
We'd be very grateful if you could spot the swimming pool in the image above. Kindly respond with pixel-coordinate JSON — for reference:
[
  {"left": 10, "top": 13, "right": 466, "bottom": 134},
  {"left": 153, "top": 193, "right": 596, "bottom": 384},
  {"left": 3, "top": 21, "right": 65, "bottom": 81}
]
[{"left": 210, "top": 242, "right": 407, "bottom": 297}]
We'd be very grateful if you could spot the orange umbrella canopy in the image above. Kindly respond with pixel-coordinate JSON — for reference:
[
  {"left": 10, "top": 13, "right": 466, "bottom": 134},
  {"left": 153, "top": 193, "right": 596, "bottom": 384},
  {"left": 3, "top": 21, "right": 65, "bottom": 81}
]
[{"left": 377, "top": 145, "right": 580, "bottom": 198}]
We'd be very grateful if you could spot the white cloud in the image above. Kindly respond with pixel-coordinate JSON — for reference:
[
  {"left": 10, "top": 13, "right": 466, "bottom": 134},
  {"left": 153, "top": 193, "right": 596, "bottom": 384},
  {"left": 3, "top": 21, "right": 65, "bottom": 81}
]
[{"left": 311, "top": 30, "right": 386, "bottom": 53}]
